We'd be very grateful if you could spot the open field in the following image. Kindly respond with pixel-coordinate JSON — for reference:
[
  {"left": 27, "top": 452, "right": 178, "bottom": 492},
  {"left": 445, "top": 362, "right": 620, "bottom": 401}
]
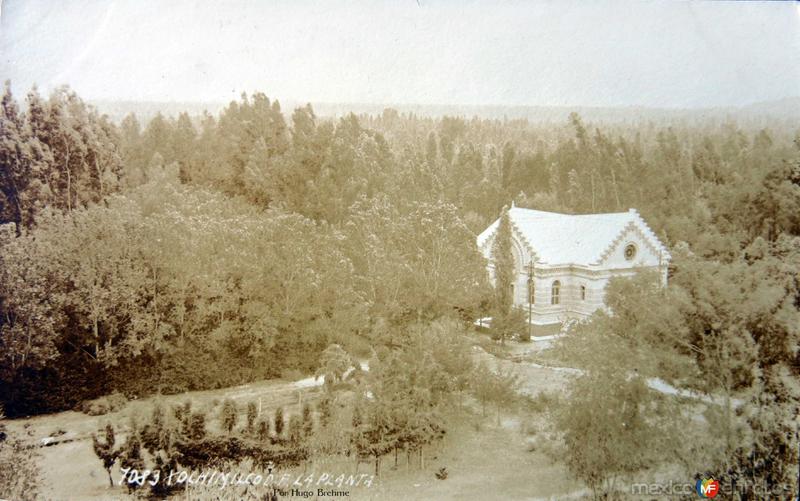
[
  {"left": 6, "top": 336, "right": 736, "bottom": 501},
  {"left": 303, "top": 415, "right": 577, "bottom": 501},
  {"left": 6, "top": 377, "right": 325, "bottom": 500},
  {"left": 4, "top": 340, "right": 582, "bottom": 501},
  {"left": 20, "top": 409, "right": 578, "bottom": 501}
]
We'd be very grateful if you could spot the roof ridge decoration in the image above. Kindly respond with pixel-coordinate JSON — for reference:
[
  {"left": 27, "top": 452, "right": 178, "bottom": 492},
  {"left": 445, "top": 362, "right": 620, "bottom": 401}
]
[
  {"left": 477, "top": 213, "right": 539, "bottom": 262},
  {"left": 507, "top": 216, "right": 539, "bottom": 264},
  {"left": 595, "top": 210, "right": 668, "bottom": 265},
  {"left": 480, "top": 207, "right": 670, "bottom": 268},
  {"left": 630, "top": 209, "right": 672, "bottom": 260},
  {"left": 596, "top": 221, "right": 632, "bottom": 264}
]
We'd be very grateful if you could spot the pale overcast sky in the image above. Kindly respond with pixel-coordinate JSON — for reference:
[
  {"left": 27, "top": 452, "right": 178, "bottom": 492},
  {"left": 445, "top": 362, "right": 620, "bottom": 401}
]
[{"left": 1, "top": 0, "right": 798, "bottom": 108}]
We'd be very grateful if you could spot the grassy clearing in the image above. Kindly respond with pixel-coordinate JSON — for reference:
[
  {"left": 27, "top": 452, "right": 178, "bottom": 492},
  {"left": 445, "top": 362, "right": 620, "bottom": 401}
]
[
  {"left": 7, "top": 377, "right": 322, "bottom": 446},
  {"left": 356, "top": 413, "right": 574, "bottom": 501},
  {"left": 288, "top": 415, "right": 572, "bottom": 501},
  {"left": 185, "top": 408, "right": 576, "bottom": 501},
  {"left": 6, "top": 338, "right": 579, "bottom": 500},
  {"left": 10, "top": 392, "right": 577, "bottom": 500},
  {"left": 6, "top": 377, "right": 323, "bottom": 500}
]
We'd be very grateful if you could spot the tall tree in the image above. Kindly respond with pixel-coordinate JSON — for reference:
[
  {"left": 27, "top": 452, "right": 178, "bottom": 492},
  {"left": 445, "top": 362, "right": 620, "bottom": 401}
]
[
  {"left": 491, "top": 208, "right": 515, "bottom": 342},
  {"left": 91, "top": 424, "right": 121, "bottom": 487}
]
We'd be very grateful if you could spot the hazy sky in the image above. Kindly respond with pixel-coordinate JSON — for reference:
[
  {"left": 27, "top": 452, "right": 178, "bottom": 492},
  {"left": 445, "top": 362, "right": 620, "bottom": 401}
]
[{"left": 1, "top": 0, "right": 799, "bottom": 108}]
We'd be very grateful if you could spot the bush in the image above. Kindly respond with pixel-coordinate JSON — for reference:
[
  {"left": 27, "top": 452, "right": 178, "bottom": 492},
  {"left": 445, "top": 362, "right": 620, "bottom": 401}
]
[
  {"left": 256, "top": 419, "right": 270, "bottom": 442},
  {"left": 274, "top": 407, "right": 285, "bottom": 438},
  {"left": 175, "top": 437, "right": 307, "bottom": 470},
  {"left": 554, "top": 369, "right": 669, "bottom": 499},
  {"left": 527, "top": 391, "right": 556, "bottom": 414},
  {"left": 189, "top": 411, "right": 207, "bottom": 440},
  {"left": 491, "top": 307, "right": 528, "bottom": 343},
  {"left": 246, "top": 401, "right": 258, "bottom": 433},
  {"left": 302, "top": 403, "right": 313, "bottom": 438},
  {"left": 1, "top": 353, "right": 107, "bottom": 417},
  {"left": 174, "top": 400, "right": 192, "bottom": 422},
  {"left": 0, "top": 428, "right": 40, "bottom": 498},
  {"left": 78, "top": 393, "right": 128, "bottom": 416},
  {"left": 288, "top": 415, "right": 303, "bottom": 445},
  {"left": 91, "top": 423, "right": 120, "bottom": 487},
  {"left": 118, "top": 434, "right": 145, "bottom": 494},
  {"left": 318, "top": 397, "right": 332, "bottom": 428},
  {"left": 140, "top": 404, "right": 166, "bottom": 454},
  {"left": 221, "top": 399, "right": 238, "bottom": 434}
]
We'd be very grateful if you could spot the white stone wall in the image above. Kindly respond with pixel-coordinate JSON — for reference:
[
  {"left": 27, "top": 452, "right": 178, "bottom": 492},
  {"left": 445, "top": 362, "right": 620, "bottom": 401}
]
[
  {"left": 482, "top": 223, "right": 669, "bottom": 326},
  {"left": 517, "top": 270, "right": 607, "bottom": 325}
]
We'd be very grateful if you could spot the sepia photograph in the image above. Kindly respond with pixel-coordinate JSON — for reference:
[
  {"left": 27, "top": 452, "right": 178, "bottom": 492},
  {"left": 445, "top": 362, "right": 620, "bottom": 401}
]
[{"left": 1, "top": 0, "right": 799, "bottom": 499}]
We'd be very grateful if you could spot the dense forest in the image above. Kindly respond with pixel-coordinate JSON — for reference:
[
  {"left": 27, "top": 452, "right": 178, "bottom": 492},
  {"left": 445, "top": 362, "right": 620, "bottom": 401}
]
[{"left": 1, "top": 81, "right": 799, "bottom": 498}]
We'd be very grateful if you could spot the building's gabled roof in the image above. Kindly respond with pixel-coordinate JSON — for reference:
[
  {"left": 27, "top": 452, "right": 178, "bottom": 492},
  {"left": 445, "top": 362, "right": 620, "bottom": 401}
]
[{"left": 476, "top": 207, "right": 670, "bottom": 267}]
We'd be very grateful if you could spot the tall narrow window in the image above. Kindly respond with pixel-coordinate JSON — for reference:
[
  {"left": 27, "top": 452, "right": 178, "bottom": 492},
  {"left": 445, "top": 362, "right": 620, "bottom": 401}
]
[
  {"left": 580, "top": 285, "right": 586, "bottom": 301},
  {"left": 551, "top": 280, "right": 561, "bottom": 305}
]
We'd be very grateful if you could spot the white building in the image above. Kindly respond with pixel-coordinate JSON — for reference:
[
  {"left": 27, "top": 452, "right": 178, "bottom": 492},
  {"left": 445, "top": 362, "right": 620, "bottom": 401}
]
[{"left": 477, "top": 206, "right": 670, "bottom": 334}]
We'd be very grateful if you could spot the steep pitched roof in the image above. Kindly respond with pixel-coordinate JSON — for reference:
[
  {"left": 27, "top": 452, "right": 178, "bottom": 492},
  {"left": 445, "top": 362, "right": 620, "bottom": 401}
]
[{"left": 477, "top": 207, "right": 670, "bottom": 267}]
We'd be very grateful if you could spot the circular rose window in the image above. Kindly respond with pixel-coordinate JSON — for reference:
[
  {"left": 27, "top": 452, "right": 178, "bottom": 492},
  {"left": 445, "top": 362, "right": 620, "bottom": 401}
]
[{"left": 624, "top": 243, "right": 637, "bottom": 261}]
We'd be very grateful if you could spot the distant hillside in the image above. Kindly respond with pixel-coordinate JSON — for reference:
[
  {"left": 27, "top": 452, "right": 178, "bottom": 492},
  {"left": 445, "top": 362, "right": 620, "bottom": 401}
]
[
  {"left": 90, "top": 100, "right": 227, "bottom": 124},
  {"left": 90, "top": 97, "right": 800, "bottom": 126},
  {"left": 739, "top": 97, "right": 800, "bottom": 119}
]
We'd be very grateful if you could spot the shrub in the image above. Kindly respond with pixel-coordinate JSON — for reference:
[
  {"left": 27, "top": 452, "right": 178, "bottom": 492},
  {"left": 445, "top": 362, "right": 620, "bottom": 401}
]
[
  {"left": 140, "top": 404, "right": 166, "bottom": 454},
  {"left": 78, "top": 393, "right": 128, "bottom": 416},
  {"left": 188, "top": 411, "right": 207, "bottom": 440},
  {"left": 318, "top": 397, "right": 332, "bottom": 428},
  {"left": 174, "top": 400, "right": 192, "bottom": 422},
  {"left": 1, "top": 353, "right": 108, "bottom": 417},
  {"left": 118, "top": 434, "right": 145, "bottom": 494},
  {"left": 555, "top": 369, "right": 664, "bottom": 499},
  {"left": 175, "top": 437, "right": 307, "bottom": 471},
  {"left": 91, "top": 424, "right": 120, "bottom": 487},
  {"left": 302, "top": 403, "right": 313, "bottom": 438},
  {"left": 256, "top": 419, "right": 270, "bottom": 442},
  {"left": 174, "top": 401, "right": 193, "bottom": 436},
  {"left": 288, "top": 415, "right": 303, "bottom": 445},
  {"left": 274, "top": 407, "right": 285, "bottom": 438},
  {"left": 246, "top": 401, "right": 258, "bottom": 433},
  {"left": 491, "top": 307, "right": 528, "bottom": 343},
  {"left": 0, "top": 407, "right": 40, "bottom": 498},
  {"left": 527, "top": 391, "right": 556, "bottom": 414},
  {"left": 149, "top": 451, "right": 181, "bottom": 498},
  {"left": 221, "top": 399, "right": 238, "bottom": 434}
]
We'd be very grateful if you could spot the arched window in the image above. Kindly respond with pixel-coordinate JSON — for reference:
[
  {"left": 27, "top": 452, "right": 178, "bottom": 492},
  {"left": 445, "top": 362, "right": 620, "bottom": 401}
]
[
  {"left": 580, "top": 285, "right": 586, "bottom": 301},
  {"left": 551, "top": 280, "right": 561, "bottom": 305}
]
